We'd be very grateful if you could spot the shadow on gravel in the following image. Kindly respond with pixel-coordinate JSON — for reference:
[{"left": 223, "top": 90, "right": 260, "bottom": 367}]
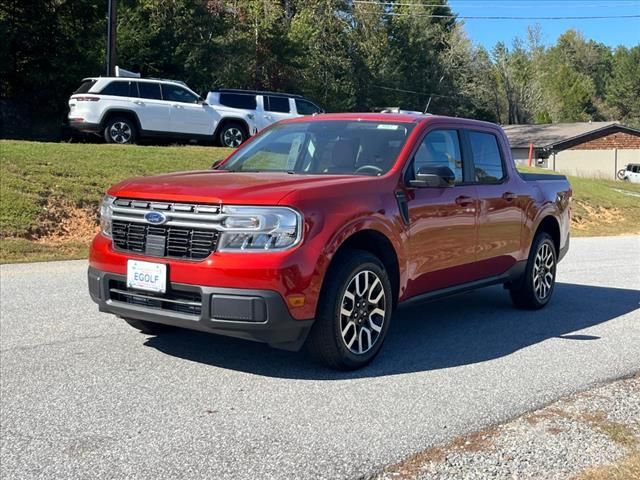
[{"left": 144, "top": 282, "right": 640, "bottom": 379}]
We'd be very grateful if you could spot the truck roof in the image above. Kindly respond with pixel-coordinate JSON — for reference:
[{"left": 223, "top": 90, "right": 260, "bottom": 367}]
[{"left": 285, "top": 112, "right": 501, "bottom": 128}]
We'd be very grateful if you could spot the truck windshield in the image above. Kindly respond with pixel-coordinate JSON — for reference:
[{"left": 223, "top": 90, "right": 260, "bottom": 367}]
[{"left": 220, "top": 120, "right": 414, "bottom": 175}]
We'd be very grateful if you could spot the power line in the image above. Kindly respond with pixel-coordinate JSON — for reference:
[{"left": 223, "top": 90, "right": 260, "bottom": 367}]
[
  {"left": 354, "top": 10, "right": 640, "bottom": 20},
  {"left": 351, "top": 0, "right": 637, "bottom": 8},
  {"left": 353, "top": 0, "right": 639, "bottom": 5}
]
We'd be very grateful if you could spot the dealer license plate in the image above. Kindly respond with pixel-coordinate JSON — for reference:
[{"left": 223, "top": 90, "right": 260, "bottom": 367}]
[{"left": 127, "top": 260, "right": 167, "bottom": 293}]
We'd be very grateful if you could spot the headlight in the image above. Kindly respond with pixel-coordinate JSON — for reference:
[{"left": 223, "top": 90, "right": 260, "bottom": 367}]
[
  {"left": 99, "top": 195, "right": 116, "bottom": 237},
  {"left": 218, "top": 206, "right": 302, "bottom": 251}
]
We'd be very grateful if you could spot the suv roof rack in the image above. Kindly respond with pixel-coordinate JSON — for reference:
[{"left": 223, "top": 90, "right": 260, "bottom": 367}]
[
  {"left": 146, "top": 77, "right": 188, "bottom": 87},
  {"left": 212, "top": 88, "right": 304, "bottom": 99}
]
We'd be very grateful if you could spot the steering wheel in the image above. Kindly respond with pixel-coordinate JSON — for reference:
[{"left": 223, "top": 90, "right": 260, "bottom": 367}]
[{"left": 355, "top": 165, "right": 384, "bottom": 176}]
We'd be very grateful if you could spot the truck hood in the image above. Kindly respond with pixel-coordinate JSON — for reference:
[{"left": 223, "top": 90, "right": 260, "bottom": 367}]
[{"left": 107, "top": 170, "right": 374, "bottom": 205}]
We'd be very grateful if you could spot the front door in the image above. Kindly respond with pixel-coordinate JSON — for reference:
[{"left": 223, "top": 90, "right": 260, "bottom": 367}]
[
  {"left": 161, "top": 84, "right": 213, "bottom": 135},
  {"left": 404, "top": 129, "right": 478, "bottom": 297}
]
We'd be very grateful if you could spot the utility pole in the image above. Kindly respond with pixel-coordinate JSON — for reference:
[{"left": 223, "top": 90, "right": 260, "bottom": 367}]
[{"left": 106, "top": 0, "right": 117, "bottom": 76}]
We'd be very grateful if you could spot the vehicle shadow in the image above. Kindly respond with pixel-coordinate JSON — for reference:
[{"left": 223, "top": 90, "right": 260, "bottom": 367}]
[{"left": 143, "top": 282, "right": 640, "bottom": 380}]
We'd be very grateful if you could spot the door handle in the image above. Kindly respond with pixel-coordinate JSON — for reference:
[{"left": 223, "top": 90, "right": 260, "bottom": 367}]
[
  {"left": 502, "top": 192, "right": 517, "bottom": 201},
  {"left": 133, "top": 100, "right": 144, "bottom": 105},
  {"left": 173, "top": 104, "right": 183, "bottom": 109},
  {"left": 455, "top": 195, "right": 474, "bottom": 207}
]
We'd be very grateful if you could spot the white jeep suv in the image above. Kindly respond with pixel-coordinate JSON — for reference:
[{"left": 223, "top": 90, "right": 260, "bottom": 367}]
[
  {"left": 68, "top": 77, "right": 258, "bottom": 146},
  {"left": 206, "top": 89, "right": 323, "bottom": 133}
]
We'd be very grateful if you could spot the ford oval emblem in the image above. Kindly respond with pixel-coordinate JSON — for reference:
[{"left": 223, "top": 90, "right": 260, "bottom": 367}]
[{"left": 144, "top": 211, "right": 167, "bottom": 225}]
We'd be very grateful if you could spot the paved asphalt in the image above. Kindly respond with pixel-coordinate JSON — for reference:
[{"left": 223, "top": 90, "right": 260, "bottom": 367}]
[{"left": 1, "top": 236, "right": 639, "bottom": 480}]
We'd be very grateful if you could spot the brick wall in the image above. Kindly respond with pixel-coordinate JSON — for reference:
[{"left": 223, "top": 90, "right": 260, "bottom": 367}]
[{"left": 569, "top": 131, "right": 640, "bottom": 150}]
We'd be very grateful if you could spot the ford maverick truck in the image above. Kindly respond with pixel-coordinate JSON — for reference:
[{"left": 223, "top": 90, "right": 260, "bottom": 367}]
[{"left": 88, "top": 113, "right": 571, "bottom": 369}]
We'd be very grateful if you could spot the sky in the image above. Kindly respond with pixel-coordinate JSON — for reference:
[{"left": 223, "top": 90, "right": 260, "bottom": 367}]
[{"left": 448, "top": 0, "right": 640, "bottom": 50}]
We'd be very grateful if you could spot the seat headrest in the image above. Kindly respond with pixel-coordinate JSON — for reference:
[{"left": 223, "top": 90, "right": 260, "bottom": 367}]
[{"left": 331, "top": 138, "right": 359, "bottom": 168}]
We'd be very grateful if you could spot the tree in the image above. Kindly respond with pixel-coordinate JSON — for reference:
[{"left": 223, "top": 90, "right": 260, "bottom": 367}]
[{"left": 606, "top": 46, "right": 640, "bottom": 127}]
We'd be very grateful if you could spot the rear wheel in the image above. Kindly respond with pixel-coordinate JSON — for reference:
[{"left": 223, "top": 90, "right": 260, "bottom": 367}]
[
  {"left": 509, "top": 232, "right": 557, "bottom": 309},
  {"left": 306, "top": 250, "right": 392, "bottom": 370},
  {"left": 218, "top": 122, "right": 247, "bottom": 148},
  {"left": 104, "top": 116, "right": 137, "bottom": 144},
  {"left": 122, "top": 318, "right": 175, "bottom": 335}
]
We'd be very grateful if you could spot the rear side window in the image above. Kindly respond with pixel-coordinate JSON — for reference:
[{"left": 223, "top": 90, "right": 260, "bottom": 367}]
[
  {"left": 219, "top": 93, "right": 257, "bottom": 110},
  {"left": 137, "top": 82, "right": 162, "bottom": 100},
  {"left": 100, "top": 80, "right": 137, "bottom": 97},
  {"left": 265, "top": 96, "right": 290, "bottom": 113},
  {"left": 468, "top": 131, "right": 505, "bottom": 183},
  {"left": 74, "top": 80, "right": 97, "bottom": 94},
  {"left": 295, "top": 99, "right": 321, "bottom": 115}
]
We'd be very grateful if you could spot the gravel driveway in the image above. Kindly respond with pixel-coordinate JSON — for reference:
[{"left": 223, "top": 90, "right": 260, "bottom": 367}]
[{"left": 1, "top": 236, "right": 639, "bottom": 479}]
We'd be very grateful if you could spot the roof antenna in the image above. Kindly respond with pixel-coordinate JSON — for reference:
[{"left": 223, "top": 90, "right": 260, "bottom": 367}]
[{"left": 425, "top": 75, "right": 445, "bottom": 114}]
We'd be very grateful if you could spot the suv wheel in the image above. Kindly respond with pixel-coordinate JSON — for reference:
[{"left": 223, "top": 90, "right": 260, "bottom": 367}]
[
  {"left": 307, "top": 249, "right": 393, "bottom": 370},
  {"left": 509, "top": 232, "right": 557, "bottom": 309},
  {"left": 219, "top": 122, "right": 247, "bottom": 148},
  {"left": 122, "top": 318, "right": 175, "bottom": 335},
  {"left": 104, "top": 116, "right": 137, "bottom": 144}
]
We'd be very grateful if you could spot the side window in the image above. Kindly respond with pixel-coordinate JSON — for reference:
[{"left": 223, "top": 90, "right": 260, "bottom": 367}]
[
  {"left": 295, "top": 99, "right": 321, "bottom": 115},
  {"left": 137, "top": 82, "right": 162, "bottom": 100},
  {"left": 413, "top": 130, "right": 463, "bottom": 183},
  {"left": 468, "top": 131, "right": 505, "bottom": 183},
  {"left": 265, "top": 96, "right": 290, "bottom": 113},
  {"left": 161, "top": 84, "right": 198, "bottom": 103},
  {"left": 633, "top": 165, "right": 640, "bottom": 173},
  {"left": 219, "top": 93, "right": 257, "bottom": 110},
  {"left": 100, "top": 80, "right": 136, "bottom": 97}
]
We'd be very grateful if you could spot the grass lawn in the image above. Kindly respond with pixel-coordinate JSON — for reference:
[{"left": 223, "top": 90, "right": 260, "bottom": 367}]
[{"left": 1, "top": 139, "right": 639, "bottom": 263}]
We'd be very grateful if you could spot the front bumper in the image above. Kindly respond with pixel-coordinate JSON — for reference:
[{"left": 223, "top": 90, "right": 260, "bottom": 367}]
[{"left": 88, "top": 267, "right": 313, "bottom": 351}]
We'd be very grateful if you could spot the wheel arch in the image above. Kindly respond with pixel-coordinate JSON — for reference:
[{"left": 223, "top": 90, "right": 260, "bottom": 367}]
[
  {"left": 100, "top": 109, "right": 142, "bottom": 133},
  {"left": 534, "top": 215, "right": 561, "bottom": 255},
  {"left": 213, "top": 117, "right": 250, "bottom": 139},
  {"left": 321, "top": 229, "right": 401, "bottom": 309}
]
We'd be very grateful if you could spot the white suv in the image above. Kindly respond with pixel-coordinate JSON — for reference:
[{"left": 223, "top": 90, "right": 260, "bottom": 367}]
[
  {"left": 68, "top": 77, "right": 258, "bottom": 146},
  {"left": 206, "top": 89, "right": 323, "bottom": 133}
]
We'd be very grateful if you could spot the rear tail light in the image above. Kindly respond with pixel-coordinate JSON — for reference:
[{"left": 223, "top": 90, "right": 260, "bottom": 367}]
[{"left": 74, "top": 96, "right": 100, "bottom": 102}]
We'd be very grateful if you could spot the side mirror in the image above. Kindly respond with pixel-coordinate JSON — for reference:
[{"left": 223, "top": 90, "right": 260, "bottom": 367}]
[{"left": 409, "top": 165, "right": 455, "bottom": 188}]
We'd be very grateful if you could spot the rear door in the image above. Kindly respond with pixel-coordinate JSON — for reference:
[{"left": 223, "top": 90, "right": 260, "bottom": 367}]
[
  {"left": 464, "top": 128, "right": 524, "bottom": 276},
  {"left": 134, "top": 82, "right": 171, "bottom": 132},
  {"left": 161, "top": 84, "right": 213, "bottom": 135},
  {"left": 259, "top": 95, "right": 293, "bottom": 129},
  {"left": 404, "top": 128, "right": 479, "bottom": 297}
]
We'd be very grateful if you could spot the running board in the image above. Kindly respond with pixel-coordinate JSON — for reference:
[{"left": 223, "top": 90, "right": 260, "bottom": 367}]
[{"left": 400, "top": 261, "right": 526, "bottom": 306}]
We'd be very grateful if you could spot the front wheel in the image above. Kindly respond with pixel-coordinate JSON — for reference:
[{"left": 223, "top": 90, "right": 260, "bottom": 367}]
[
  {"left": 306, "top": 250, "right": 393, "bottom": 370},
  {"left": 509, "top": 232, "right": 557, "bottom": 309},
  {"left": 218, "top": 122, "right": 247, "bottom": 148}
]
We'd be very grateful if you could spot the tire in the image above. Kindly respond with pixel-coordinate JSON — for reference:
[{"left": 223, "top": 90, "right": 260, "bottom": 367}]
[
  {"left": 509, "top": 232, "right": 557, "bottom": 310},
  {"left": 218, "top": 122, "right": 247, "bottom": 148},
  {"left": 617, "top": 169, "right": 626, "bottom": 180},
  {"left": 122, "top": 317, "right": 175, "bottom": 335},
  {"left": 104, "top": 116, "right": 137, "bottom": 144},
  {"left": 306, "top": 249, "right": 393, "bottom": 370}
]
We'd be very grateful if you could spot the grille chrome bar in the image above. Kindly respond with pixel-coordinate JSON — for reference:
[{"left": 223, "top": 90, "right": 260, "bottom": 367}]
[{"left": 112, "top": 200, "right": 223, "bottom": 231}]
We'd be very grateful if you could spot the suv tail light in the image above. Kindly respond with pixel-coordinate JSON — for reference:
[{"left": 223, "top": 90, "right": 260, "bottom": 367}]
[{"left": 75, "top": 96, "right": 100, "bottom": 102}]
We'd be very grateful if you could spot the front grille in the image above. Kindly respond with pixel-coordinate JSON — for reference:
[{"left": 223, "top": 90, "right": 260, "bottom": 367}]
[
  {"left": 108, "top": 280, "right": 202, "bottom": 316},
  {"left": 112, "top": 221, "right": 219, "bottom": 260}
]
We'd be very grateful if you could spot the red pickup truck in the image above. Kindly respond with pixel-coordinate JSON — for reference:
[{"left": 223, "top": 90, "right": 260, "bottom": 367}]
[{"left": 88, "top": 113, "right": 571, "bottom": 369}]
